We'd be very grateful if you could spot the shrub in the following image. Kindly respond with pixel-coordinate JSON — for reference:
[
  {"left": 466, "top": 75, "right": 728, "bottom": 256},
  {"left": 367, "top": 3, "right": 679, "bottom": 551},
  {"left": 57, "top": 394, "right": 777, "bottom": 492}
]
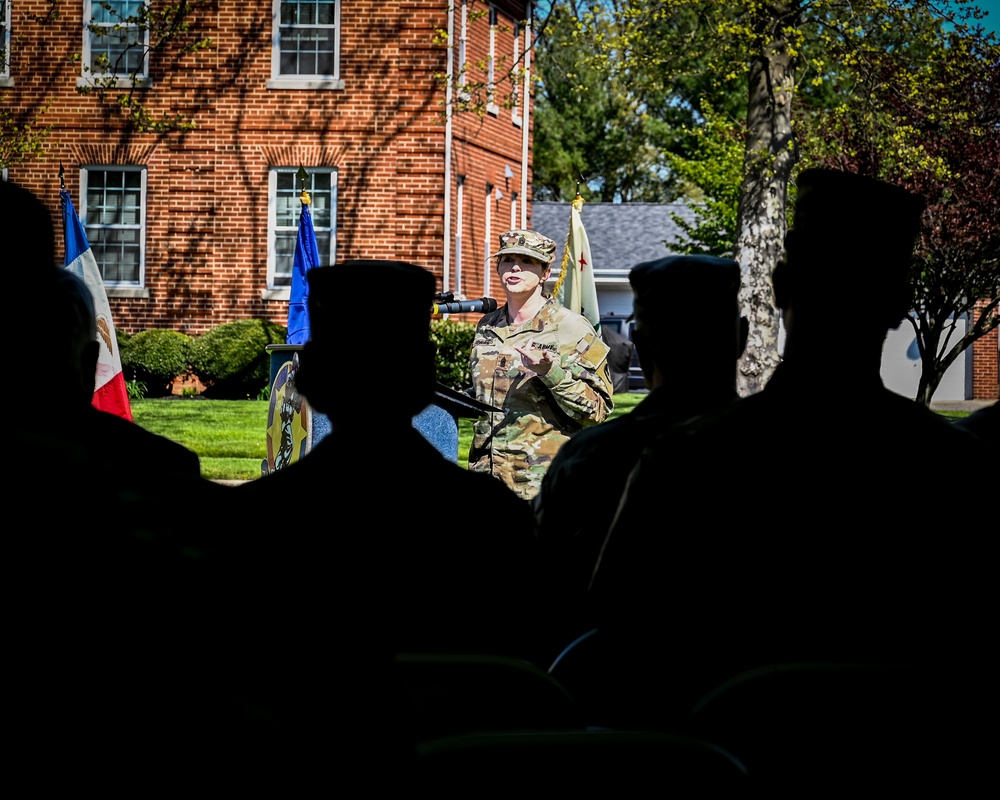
[
  {"left": 431, "top": 319, "right": 477, "bottom": 391},
  {"left": 126, "top": 379, "right": 148, "bottom": 400},
  {"left": 121, "top": 329, "right": 195, "bottom": 396},
  {"left": 190, "top": 319, "right": 287, "bottom": 399},
  {"left": 116, "top": 327, "right": 132, "bottom": 355}
]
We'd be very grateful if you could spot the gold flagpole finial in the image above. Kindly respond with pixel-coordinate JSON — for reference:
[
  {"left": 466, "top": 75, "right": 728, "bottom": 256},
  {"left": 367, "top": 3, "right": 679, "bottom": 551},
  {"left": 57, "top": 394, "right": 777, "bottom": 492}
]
[{"left": 296, "top": 165, "right": 311, "bottom": 205}]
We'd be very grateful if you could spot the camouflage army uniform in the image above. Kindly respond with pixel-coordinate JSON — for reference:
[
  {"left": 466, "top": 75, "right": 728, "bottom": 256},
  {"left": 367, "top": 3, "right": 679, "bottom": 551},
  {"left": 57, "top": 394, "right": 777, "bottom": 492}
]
[{"left": 469, "top": 296, "right": 614, "bottom": 500}]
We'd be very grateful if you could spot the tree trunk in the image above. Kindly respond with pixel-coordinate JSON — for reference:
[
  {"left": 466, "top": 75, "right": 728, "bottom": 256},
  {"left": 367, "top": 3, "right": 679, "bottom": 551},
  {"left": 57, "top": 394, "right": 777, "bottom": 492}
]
[
  {"left": 913, "top": 298, "right": 1000, "bottom": 406},
  {"left": 915, "top": 366, "right": 945, "bottom": 408},
  {"left": 734, "top": 3, "right": 800, "bottom": 397}
]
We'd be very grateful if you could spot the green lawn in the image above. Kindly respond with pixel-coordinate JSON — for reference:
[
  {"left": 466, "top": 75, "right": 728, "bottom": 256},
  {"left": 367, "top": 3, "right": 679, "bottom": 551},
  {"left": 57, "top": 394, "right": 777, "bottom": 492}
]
[
  {"left": 132, "top": 393, "right": 647, "bottom": 481},
  {"left": 131, "top": 398, "right": 270, "bottom": 481},
  {"left": 132, "top": 392, "right": 965, "bottom": 482}
]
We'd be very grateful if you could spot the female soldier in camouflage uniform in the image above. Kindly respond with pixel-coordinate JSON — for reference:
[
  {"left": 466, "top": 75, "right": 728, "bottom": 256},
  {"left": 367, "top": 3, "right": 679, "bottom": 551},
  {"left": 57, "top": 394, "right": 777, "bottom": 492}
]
[{"left": 468, "top": 229, "right": 614, "bottom": 500}]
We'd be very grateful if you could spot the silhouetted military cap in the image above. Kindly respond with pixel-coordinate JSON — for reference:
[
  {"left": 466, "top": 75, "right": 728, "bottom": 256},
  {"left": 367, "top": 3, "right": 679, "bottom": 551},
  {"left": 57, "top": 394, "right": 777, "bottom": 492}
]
[
  {"left": 2, "top": 180, "right": 56, "bottom": 270},
  {"left": 629, "top": 255, "right": 741, "bottom": 321},
  {"left": 791, "top": 169, "right": 925, "bottom": 268},
  {"left": 307, "top": 259, "right": 436, "bottom": 340}
]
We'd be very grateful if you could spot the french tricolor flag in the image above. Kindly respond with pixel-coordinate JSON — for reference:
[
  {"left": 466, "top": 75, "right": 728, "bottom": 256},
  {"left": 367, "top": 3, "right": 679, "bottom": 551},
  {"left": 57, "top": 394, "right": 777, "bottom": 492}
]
[{"left": 61, "top": 189, "right": 133, "bottom": 422}]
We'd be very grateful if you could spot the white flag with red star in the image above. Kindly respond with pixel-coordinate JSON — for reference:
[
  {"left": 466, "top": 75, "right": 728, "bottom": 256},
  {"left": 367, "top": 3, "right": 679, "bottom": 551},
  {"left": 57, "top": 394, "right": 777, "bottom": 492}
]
[{"left": 556, "top": 193, "right": 601, "bottom": 332}]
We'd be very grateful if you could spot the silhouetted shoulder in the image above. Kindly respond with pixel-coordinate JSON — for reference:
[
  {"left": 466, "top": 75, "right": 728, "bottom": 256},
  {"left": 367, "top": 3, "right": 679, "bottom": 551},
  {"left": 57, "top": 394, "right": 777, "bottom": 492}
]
[
  {"left": 85, "top": 408, "right": 202, "bottom": 476},
  {"left": 952, "top": 402, "right": 998, "bottom": 444}
]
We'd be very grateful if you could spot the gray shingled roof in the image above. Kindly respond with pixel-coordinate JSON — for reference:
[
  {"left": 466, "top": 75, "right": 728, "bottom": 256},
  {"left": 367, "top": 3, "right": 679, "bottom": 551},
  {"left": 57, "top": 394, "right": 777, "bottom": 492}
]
[{"left": 531, "top": 201, "right": 699, "bottom": 273}]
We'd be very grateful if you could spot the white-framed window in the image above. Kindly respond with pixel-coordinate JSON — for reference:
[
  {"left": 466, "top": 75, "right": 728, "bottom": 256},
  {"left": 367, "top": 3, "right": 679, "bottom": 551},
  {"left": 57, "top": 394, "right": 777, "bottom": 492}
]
[
  {"left": 455, "top": 174, "right": 465, "bottom": 295},
  {"left": 82, "top": 0, "right": 150, "bottom": 84},
  {"left": 1, "top": 0, "right": 12, "bottom": 85},
  {"left": 484, "top": 183, "right": 494, "bottom": 297},
  {"left": 268, "top": 167, "right": 337, "bottom": 290},
  {"left": 81, "top": 166, "right": 147, "bottom": 287},
  {"left": 486, "top": 5, "right": 498, "bottom": 115},
  {"left": 458, "top": 0, "right": 469, "bottom": 98},
  {"left": 510, "top": 21, "right": 522, "bottom": 126},
  {"left": 269, "top": 0, "right": 343, "bottom": 90}
]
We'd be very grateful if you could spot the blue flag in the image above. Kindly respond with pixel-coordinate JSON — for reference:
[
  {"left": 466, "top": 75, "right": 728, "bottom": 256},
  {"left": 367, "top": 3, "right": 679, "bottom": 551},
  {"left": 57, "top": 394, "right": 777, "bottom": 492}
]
[{"left": 287, "top": 199, "right": 320, "bottom": 345}]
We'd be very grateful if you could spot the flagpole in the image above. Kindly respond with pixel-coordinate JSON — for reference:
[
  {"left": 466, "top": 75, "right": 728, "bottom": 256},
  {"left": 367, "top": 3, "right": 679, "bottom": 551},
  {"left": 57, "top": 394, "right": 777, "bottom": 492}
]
[
  {"left": 286, "top": 165, "right": 320, "bottom": 345},
  {"left": 61, "top": 171, "right": 134, "bottom": 421},
  {"left": 551, "top": 193, "right": 582, "bottom": 301}
]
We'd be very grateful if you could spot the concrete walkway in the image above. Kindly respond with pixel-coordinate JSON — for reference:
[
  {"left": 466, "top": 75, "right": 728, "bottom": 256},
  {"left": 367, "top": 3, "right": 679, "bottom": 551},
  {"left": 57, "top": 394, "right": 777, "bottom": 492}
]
[{"left": 929, "top": 399, "right": 995, "bottom": 413}]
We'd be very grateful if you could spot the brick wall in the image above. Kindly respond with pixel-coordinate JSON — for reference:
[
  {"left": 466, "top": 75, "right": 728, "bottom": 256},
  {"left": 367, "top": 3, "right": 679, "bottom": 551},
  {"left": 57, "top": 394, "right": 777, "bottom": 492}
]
[
  {"left": 5, "top": 0, "right": 532, "bottom": 334},
  {"left": 971, "top": 299, "right": 999, "bottom": 400}
]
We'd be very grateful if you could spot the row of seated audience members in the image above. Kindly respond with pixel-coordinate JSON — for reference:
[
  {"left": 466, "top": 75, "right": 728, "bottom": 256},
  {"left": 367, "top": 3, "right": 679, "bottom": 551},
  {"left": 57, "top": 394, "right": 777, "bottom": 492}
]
[{"left": 8, "top": 172, "right": 993, "bottom": 790}]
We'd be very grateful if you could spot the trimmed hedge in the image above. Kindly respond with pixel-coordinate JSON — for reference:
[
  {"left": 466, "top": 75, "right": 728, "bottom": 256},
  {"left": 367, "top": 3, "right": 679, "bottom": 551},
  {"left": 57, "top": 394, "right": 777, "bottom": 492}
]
[
  {"left": 189, "top": 319, "right": 287, "bottom": 399},
  {"left": 120, "top": 316, "right": 476, "bottom": 400},
  {"left": 431, "top": 318, "right": 477, "bottom": 391},
  {"left": 121, "top": 328, "right": 195, "bottom": 396}
]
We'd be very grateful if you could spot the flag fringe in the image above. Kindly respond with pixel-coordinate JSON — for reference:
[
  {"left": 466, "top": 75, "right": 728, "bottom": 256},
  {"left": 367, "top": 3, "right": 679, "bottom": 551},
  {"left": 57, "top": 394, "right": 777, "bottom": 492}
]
[{"left": 551, "top": 193, "right": 585, "bottom": 301}]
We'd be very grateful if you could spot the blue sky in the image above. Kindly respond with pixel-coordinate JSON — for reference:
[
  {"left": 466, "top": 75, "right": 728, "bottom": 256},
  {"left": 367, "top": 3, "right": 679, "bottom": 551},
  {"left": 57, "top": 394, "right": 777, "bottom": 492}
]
[{"left": 970, "top": 0, "right": 1000, "bottom": 33}]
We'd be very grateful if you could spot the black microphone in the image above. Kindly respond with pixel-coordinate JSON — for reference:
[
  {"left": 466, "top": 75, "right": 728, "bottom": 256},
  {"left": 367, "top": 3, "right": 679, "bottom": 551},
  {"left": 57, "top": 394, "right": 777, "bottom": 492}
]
[{"left": 432, "top": 297, "right": 498, "bottom": 315}]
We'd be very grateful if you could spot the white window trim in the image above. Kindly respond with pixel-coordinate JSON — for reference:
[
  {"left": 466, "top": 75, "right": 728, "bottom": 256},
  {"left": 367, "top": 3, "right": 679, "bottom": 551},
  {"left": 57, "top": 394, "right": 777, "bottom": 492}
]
[
  {"left": 79, "top": 0, "right": 151, "bottom": 88},
  {"left": 510, "top": 192, "right": 518, "bottom": 230},
  {"left": 457, "top": 0, "right": 469, "bottom": 102},
  {"left": 80, "top": 165, "right": 148, "bottom": 290},
  {"left": 487, "top": 6, "right": 499, "bottom": 116},
  {"left": 0, "top": 0, "right": 12, "bottom": 86},
  {"left": 511, "top": 21, "right": 523, "bottom": 127},
  {"left": 484, "top": 184, "right": 493, "bottom": 297},
  {"left": 268, "top": 0, "right": 344, "bottom": 91},
  {"left": 455, "top": 175, "right": 465, "bottom": 296},
  {"left": 264, "top": 166, "right": 338, "bottom": 298}
]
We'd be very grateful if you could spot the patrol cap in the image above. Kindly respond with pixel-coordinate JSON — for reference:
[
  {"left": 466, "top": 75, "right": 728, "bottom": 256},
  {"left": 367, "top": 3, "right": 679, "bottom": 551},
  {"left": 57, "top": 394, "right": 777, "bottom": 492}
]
[
  {"left": 307, "top": 259, "right": 436, "bottom": 341},
  {"left": 491, "top": 229, "right": 557, "bottom": 265},
  {"left": 629, "top": 255, "right": 741, "bottom": 323},
  {"left": 789, "top": 168, "right": 925, "bottom": 274}
]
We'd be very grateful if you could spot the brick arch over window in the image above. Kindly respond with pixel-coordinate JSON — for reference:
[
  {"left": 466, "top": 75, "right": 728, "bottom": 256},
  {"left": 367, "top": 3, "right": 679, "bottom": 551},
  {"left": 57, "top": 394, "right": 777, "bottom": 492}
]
[
  {"left": 260, "top": 146, "right": 349, "bottom": 168},
  {"left": 68, "top": 144, "right": 158, "bottom": 165}
]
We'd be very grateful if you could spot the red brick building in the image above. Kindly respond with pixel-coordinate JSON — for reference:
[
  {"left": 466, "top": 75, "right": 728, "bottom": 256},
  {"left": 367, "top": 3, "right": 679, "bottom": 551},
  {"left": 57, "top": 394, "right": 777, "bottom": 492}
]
[{"left": 3, "top": 0, "right": 534, "bottom": 334}]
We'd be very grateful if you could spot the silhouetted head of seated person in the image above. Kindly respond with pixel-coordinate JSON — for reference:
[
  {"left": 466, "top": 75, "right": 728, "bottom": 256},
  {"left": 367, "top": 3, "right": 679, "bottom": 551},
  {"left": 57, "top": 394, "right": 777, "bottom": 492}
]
[
  {"left": 294, "top": 259, "right": 438, "bottom": 427},
  {"left": 628, "top": 254, "right": 748, "bottom": 397},
  {"left": 2, "top": 180, "right": 57, "bottom": 273},
  {"left": 776, "top": 168, "right": 926, "bottom": 367},
  {"left": 5, "top": 181, "right": 59, "bottom": 339}
]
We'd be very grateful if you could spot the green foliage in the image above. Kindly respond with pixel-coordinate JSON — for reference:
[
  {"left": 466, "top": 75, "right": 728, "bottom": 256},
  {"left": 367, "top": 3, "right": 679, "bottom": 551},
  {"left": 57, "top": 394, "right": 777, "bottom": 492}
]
[
  {"left": 121, "top": 328, "right": 195, "bottom": 396},
  {"left": 126, "top": 379, "right": 149, "bottom": 400},
  {"left": 533, "top": 1, "right": 695, "bottom": 202},
  {"left": 0, "top": 107, "right": 52, "bottom": 171},
  {"left": 189, "top": 319, "right": 286, "bottom": 400},
  {"left": 791, "top": 3, "right": 1000, "bottom": 404},
  {"left": 533, "top": 0, "right": 998, "bottom": 395},
  {"left": 430, "top": 319, "right": 477, "bottom": 391},
  {"left": 664, "top": 103, "right": 746, "bottom": 257},
  {"left": 115, "top": 326, "right": 132, "bottom": 352}
]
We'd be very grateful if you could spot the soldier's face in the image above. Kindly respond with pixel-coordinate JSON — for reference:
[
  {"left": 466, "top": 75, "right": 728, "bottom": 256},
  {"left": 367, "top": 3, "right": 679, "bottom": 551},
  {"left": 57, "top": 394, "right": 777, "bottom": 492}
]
[{"left": 497, "top": 255, "right": 549, "bottom": 297}]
